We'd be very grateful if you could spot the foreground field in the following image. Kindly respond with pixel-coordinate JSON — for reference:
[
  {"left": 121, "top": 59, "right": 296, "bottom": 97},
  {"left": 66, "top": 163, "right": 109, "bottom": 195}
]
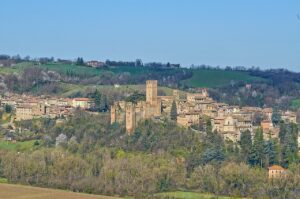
[
  {"left": 155, "top": 191, "right": 245, "bottom": 199},
  {"left": 0, "top": 183, "right": 121, "bottom": 199}
]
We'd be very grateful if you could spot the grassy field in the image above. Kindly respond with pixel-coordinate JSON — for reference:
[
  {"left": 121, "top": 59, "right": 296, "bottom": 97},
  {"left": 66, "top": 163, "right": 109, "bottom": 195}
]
[
  {"left": 183, "top": 69, "right": 262, "bottom": 88},
  {"left": 0, "top": 183, "right": 122, "bottom": 199},
  {"left": 0, "top": 140, "right": 40, "bottom": 151},
  {"left": 155, "top": 191, "right": 245, "bottom": 199},
  {"left": 0, "top": 62, "right": 33, "bottom": 74},
  {"left": 0, "top": 177, "right": 8, "bottom": 183}
]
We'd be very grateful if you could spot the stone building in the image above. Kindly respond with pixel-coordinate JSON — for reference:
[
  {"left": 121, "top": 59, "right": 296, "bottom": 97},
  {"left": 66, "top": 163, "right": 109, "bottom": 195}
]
[
  {"left": 71, "top": 98, "right": 92, "bottom": 109},
  {"left": 110, "top": 80, "right": 185, "bottom": 133}
]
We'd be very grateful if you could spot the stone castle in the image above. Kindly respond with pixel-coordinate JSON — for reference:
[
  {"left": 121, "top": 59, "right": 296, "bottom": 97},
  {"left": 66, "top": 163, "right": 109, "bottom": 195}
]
[
  {"left": 111, "top": 80, "right": 298, "bottom": 143},
  {"left": 111, "top": 80, "right": 178, "bottom": 133}
]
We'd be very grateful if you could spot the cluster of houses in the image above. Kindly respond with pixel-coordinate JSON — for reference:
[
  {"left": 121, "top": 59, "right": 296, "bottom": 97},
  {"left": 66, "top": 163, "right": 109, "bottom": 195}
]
[
  {"left": 111, "top": 80, "right": 299, "bottom": 144},
  {"left": 0, "top": 93, "right": 93, "bottom": 122}
]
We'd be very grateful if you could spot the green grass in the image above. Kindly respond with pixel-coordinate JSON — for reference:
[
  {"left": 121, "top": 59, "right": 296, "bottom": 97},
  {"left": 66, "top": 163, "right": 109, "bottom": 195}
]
[
  {"left": 40, "top": 63, "right": 103, "bottom": 76},
  {"left": 0, "top": 62, "right": 33, "bottom": 74},
  {"left": 182, "top": 69, "right": 262, "bottom": 88},
  {"left": 0, "top": 140, "right": 40, "bottom": 152},
  {"left": 155, "top": 191, "right": 244, "bottom": 199},
  {"left": 0, "top": 177, "right": 8, "bottom": 183},
  {"left": 290, "top": 99, "right": 300, "bottom": 110}
]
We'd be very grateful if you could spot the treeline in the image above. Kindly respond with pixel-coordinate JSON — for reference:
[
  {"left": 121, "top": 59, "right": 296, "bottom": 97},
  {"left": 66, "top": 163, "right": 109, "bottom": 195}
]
[
  {"left": 1, "top": 149, "right": 300, "bottom": 199},
  {"left": 3, "top": 66, "right": 61, "bottom": 94}
]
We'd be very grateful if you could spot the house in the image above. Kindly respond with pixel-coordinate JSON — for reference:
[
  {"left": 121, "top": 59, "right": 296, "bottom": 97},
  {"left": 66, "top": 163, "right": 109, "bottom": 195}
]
[
  {"left": 71, "top": 98, "right": 92, "bottom": 109},
  {"left": 263, "top": 108, "right": 273, "bottom": 121},
  {"left": 177, "top": 112, "right": 199, "bottom": 127},
  {"left": 15, "top": 105, "right": 33, "bottom": 121},
  {"left": 268, "top": 165, "right": 286, "bottom": 179},
  {"left": 281, "top": 111, "right": 297, "bottom": 123},
  {"left": 261, "top": 120, "right": 273, "bottom": 132},
  {"left": 86, "top": 60, "right": 105, "bottom": 68}
]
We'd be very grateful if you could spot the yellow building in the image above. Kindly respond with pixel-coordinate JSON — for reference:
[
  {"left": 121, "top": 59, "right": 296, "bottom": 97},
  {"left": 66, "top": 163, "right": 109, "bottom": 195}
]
[
  {"left": 71, "top": 98, "right": 92, "bottom": 109},
  {"left": 268, "top": 165, "right": 286, "bottom": 179}
]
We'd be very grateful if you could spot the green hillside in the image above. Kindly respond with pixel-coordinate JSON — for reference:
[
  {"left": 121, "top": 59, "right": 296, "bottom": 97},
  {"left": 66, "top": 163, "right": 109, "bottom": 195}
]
[
  {"left": 182, "top": 69, "right": 262, "bottom": 88},
  {"left": 0, "top": 62, "right": 265, "bottom": 89}
]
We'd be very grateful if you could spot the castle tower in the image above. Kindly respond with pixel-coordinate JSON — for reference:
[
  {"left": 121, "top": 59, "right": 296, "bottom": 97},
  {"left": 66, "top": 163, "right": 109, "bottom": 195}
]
[
  {"left": 110, "top": 105, "right": 116, "bottom": 124},
  {"left": 126, "top": 102, "right": 136, "bottom": 134},
  {"left": 173, "top": 90, "right": 180, "bottom": 101},
  {"left": 146, "top": 80, "right": 158, "bottom": 105}
]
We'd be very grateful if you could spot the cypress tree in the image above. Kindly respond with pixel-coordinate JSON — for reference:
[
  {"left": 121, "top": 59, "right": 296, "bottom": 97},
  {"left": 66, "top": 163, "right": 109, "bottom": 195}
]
[
  {"left": 240, "top": 130, "right": 252, "bottom": 162},
  {"left": 249, "top": 128, "right": 264, "bottom": 167},
  {"left": 170, "top": 100, "right": 177, "bottom": 121},
  {"left": 264, "top": 138, "right": 279, "bottom": 166},
  {"left": 279, "top": 121, "right": 287, "bottom": 144}
]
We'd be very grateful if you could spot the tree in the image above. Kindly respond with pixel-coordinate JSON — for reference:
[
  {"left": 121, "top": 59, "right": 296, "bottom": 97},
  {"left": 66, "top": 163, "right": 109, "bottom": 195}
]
[
  {"left": 4, "top": 104, "right": 12, "bottom": 113},
  {"left": 272, "top": 107, "right": 281, "bottom": 126},
  {"left": 248, "top": 128, "right": 264, "bottom": 167},
  {"left": 125, "top": 91, "right": 145, "bottom": 104},
  {"left": 279, "top": 121, "right": 287, "bottom": 144},
  {"left": 55, "top": 133, "right": 67, "bottom": 147},
  {"left": 240, "top": 130, "right": 252, "bottom": 162},
  {"left": 281, "top": 123, "right": 299, "bottom": 168},
  {"left": 76, "top": 57, "right": 84, "bottom": 65},
  {"left": 89, "top": 90, "right": 108, "bottom": 112},
  {"left": 170, "top": 100, "right": 177, "bottom": 121},
  {"left": 264, "top": 139, "right": 279, "bottom": 166}
]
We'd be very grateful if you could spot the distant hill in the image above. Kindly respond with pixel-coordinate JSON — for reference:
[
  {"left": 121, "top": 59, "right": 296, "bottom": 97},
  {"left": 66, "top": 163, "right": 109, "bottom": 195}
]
[{"left": 181, "top": 68, "right": 263, "bottom": 88}]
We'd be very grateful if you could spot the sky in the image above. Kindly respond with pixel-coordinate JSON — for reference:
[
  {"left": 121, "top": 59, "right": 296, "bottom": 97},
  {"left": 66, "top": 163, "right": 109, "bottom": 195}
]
[{"left": 1, "top": 0, "right": 300, "bottom": 71}]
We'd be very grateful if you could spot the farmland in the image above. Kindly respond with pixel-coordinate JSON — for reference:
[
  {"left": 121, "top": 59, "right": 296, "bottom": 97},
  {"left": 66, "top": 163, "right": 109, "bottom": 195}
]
[
  {"left": 182, "top": 69, "right": 262, "bottom": 88},
  {"left": 0, "top": 183, "right": 122, "bottom": 199}
]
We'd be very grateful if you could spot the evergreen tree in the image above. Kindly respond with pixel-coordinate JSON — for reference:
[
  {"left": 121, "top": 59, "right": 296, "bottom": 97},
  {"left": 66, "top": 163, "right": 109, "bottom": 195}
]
[
  {"left": 89, "top": 90, "right": 108, "bottom": 112},
  {"left": 170, "top": 100, "right": 177, "bottom": 121},
  {"left": 281, "top": 123, "right": 299, "bottom": 168},
  {"left": 272, "top": 107, "right": 281, "bottom": 126},
  {"left": 279, "top": 121, "right": 287, "bottom": 144},
  {"left": 76, "top": 57, "right": 84, "bottom": 65},
  {"left": 240, "top": 130, "right": 252, "bottom": 162},
  {"left": 264, "top": 138, "right": 279, "bottom": 166},
  {"left": 248, "top": 128, "right": 265, "bottom": 167}
]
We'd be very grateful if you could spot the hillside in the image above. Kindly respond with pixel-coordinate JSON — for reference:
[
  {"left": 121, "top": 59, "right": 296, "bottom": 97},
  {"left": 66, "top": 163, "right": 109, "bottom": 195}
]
[
  {"left": 0, "top": 183, "right": 122, "bottom": 199},
  {"left": 182, "top": 68, "right": 263, "bottom": 88},
  {"left": 0, "top": 62, "right": 264, "bottom": 89}
]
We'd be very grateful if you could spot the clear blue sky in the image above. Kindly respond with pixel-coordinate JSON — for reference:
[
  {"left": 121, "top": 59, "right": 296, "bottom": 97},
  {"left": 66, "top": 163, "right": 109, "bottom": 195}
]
[{"left": 1, "top": 0, "right": 300, "bottom": 71}]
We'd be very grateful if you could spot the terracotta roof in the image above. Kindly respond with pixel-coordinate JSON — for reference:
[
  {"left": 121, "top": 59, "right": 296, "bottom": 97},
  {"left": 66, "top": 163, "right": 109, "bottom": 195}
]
[
  {"left": 73, "top": 98, "right": 90, "bottom": 101},
  {"left": 268, "top": 165, "right": 285, "bottom": 171}
]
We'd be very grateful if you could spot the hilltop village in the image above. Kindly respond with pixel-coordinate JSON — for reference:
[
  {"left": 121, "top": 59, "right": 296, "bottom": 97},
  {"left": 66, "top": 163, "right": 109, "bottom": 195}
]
[
  {"left": 111, "top": 80, "right": 298, "bottom": 143},
  {"left": 0, "top": 93, "right": 92, "bottom": 125},
  {"left": 0, "top": 79, "right": 298, "bottom": 144}
]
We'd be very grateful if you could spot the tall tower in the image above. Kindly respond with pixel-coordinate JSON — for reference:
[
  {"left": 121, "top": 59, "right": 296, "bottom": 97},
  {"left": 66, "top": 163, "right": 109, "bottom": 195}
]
[
  {"left": 110, "top": 105, "right": 116, "bottom": 124},
  {"left": 126, "top": 102, "right": 136, "bottom": 134},
  {"left": 146, "top": 80, "right": 158, "bottom": 105}
]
